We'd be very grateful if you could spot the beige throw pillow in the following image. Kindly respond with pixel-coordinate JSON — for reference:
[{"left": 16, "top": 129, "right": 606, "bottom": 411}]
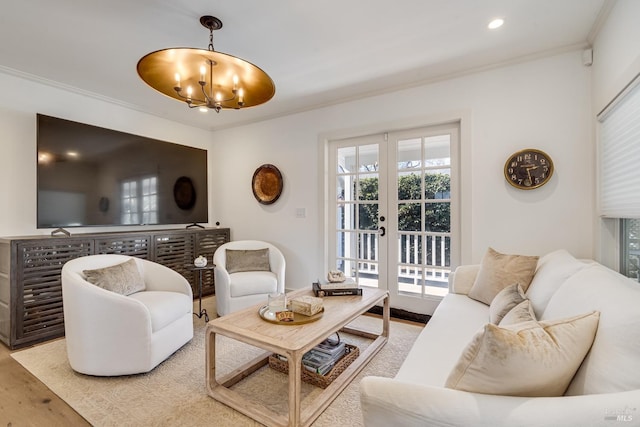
[
  {"left": 499, "top": 299, "right": 536, "bottom": 326},
  {"left": 445, "top": 311, "right": 600, "bottom": 397},
  {"left": 489, "top": 283, "right": 526, "bottom": 324},
  {"left": 83, "top": 258, "right": 145, "bottom": 296},
  {"left": 226, "top": 248, "right": 271, "bottom": 274},
  {"left": 468, "top": 247, "right": 539, "bottom": 305}
]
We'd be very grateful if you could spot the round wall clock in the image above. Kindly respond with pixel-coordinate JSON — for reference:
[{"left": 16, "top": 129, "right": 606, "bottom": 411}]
[{"left": 504, "top": 148, "right": 554, "bottom": 190}]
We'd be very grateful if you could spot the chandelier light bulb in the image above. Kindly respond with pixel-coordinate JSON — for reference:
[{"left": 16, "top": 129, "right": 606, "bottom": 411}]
[
  {"left": 238, "top": 88, "right": 244, "bottom": 106},
  {"left": 174, "top": 73, "right": 181, "bottom": 88},
  {"left": 488, "top": 18, "right": 504, "bottom": 29},
  {"left": 200, "top": 65, "right": 206, "bottom": 82}
]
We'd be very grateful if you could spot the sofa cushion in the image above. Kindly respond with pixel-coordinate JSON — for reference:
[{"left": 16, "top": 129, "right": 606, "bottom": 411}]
[
  {"left": 499, "top": 299, "right": 536, "bottom": 325},
  {"left": 83, "top": 258, "right": 145, "bottom": 296},
  {"left": 395, "top": 293, "right": 489, "bottom": 387},
  {"left": 128, "top": 291, "right": 191, "bottom": 332},
  {"left": 226, "top": 248, "right": 271, "bottom": 274},
  {"left": 445, "top": 311, "right": 600, "bottom": 397},
  {"left": 526, "top": 249, "right": 590, "bottom": 318},
  {"left": 489, "top": 283, "right": 526, "bottom": 324},
  {"left": 542, "top": 265, "right": 640, "bottom": 395},
  {"left": 468, "top": 248, "right": 538, "bottom": 305},
  {"left": 230, "top": 271, "right": 278, "bottom": 297}
]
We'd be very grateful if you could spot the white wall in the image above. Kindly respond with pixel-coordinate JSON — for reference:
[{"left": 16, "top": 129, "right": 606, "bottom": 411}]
[
  {"left": 592, "top": 0, "right": 640, "bottom": 114},
  {"left": 0, "top": 50, "right": 597, "bottom": 292},
  {"left": 212, "top": 51, "right": 594, "bottom": 289},
  {"left": 0, "top": 72, "right": 214, "bottom": 237},
  {"left": 591, "top": 0, "right": 640, "bottom": 268}
]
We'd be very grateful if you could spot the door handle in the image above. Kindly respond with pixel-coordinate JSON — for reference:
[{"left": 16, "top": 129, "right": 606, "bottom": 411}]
[{"left": 379, "top": 226, "right": 386, "bottom": 237}]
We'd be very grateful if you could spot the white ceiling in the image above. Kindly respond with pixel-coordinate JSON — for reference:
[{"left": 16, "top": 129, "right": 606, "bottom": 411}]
[{"left": 0, "top": 0, "right": 609, "bottom": 131}]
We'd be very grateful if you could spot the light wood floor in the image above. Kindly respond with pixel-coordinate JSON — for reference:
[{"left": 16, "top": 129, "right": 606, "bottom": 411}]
[
  {"left": 0, "top": 338, "right": 90, "bottom": 426},
  {"left": 0, "top": 296, "right": 423, "bottom": 425}
]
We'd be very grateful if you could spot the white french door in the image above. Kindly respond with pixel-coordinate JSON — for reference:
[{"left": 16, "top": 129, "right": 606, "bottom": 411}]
[{"left": 327, "top": 123, "right": 459, "bottom": 315}]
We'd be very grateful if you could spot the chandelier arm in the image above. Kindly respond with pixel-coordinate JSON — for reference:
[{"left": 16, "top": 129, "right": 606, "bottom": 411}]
[
  {"left": 198, "top": 84, "right": 237, "bottom": 104},
  {"left": 174, "top": 88, "right": 207, "bottom": 106}
]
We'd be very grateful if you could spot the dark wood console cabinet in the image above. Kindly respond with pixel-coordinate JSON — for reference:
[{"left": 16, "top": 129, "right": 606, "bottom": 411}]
[{"left": 0, "top": 228, "right": 229, "bottom": 349}]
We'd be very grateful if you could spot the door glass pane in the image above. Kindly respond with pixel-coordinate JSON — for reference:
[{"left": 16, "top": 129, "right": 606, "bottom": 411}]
[
  {"left": 336, "top": 231, "right": 357, "bottom": 261},
  {"left": 358, "top": 173, "right": 378, "bottom": 201},
  {"left": 338, "top": 175, "right": 356, "bottom": 201},
  {"left": 338, "top": 147, "right": 356, "bottom": 172},
  {"left": 424, "top": 169, "right": 451, "bottom": 199},
  {"left": 358, "top": 203, "right": 378, "bottom": 230},
  {"left": 398, "top": 233, "right": 422, "bottom": 265},
  {"left": 336, "top": 203, "right": 356, "bottom": 230},
  {"left": 336, "top": 203, "right": 357, "bottom": 230},
  {"left": 398, "top": 138, "right": 421, "bottom": 169},
  {"left": 424, "top": 135, "right": 450, "bottom": 165},
  {"left": 398, "top": 171, "right": 421, "bottom": 200},
  {"left": 359, "top": 144, "right": 379, "bottom": 172},
  {"left": 424, "top": 202, "right": 450, "bottom": 232},
  {"left": 398, "top": 202, "right": 421, "bottom": 231}
]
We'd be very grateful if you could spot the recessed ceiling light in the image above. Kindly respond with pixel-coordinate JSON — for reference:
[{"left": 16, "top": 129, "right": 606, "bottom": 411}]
[{"left": 488, "top": 18, "right": 504, "bottom": 30}]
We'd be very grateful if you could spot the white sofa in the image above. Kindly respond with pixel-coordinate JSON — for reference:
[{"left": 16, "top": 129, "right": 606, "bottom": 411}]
[
  {"left": 360, "top": 249, "right": 640, "bottom": 426},
  {"left": 62, "top": 254, "right": 194, "bottom": 376}
]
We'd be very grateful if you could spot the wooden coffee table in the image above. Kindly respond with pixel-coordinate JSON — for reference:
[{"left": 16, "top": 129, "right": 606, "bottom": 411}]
[{"left": 205, "top": 287, "right": 389, "bottom": 427}]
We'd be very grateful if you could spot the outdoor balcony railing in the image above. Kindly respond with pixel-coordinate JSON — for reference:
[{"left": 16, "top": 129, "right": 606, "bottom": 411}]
[{"left": 344, "top": 230, "right": 451, "bottom": 296}]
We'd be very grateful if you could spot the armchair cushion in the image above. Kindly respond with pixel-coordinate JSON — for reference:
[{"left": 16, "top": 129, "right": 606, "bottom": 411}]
[
  {"left": 445, "top": 311, "right": 600, "bottom": 397},
  {"left": 82, "top": 258, "right": 145, "bottom": 296},
  {"left": 229, "top": 271, "right": 278, "bottom": 297},
  {"left": 226, "top": 248, "right": 271, "bottom": 274},
  {"left": 128, "top": 291, "right": 192, "bottom": 332}
]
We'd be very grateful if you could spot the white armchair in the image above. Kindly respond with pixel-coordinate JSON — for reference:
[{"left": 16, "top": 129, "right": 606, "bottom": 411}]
[
  {"left": 61, "top": 254, "right": 194, "bottom": 376},
  {"left": 213, "top": 240, "right": 285, "bottom": 316}
]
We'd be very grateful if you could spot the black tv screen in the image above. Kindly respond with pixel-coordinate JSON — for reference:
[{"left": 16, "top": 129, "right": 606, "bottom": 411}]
[{"left": 37, "top": 114, "right": 208, "bottom": 228}]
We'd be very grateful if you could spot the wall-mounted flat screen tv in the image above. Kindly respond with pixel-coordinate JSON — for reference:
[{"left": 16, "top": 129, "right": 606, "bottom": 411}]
[{"left": 37, "top": 114, "right": 208, "bottom": 228}]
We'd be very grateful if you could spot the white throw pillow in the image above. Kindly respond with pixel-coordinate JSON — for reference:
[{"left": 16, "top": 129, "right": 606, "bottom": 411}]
[
  {"left": 489, "top": 283, "right": 526, "bottom": 324},
  {"left": 445, "top": 311, "right": 600, "bottom": 397},
  {"left": 499, "top": 299, "right": 536, "bottom": 326},
  {"left": 468, "top": 247, "right": 538, "bottom": 305}
]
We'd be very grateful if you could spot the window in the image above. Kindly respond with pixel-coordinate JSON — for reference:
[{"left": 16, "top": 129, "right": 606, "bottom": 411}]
[
  {"left": 598, "top": 74, "right": 640, "bottom": 278},
  {"left": 121, "top": 176, "right": 158, "bottom": 225}
]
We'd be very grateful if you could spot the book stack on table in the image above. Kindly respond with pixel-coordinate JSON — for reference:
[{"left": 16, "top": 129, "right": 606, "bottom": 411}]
[
  {"left": 312, "top": 278, "right": 362, "bottom": 297},
  {"left": 301, "top": 338, "right": 347, "bottom": 375}
]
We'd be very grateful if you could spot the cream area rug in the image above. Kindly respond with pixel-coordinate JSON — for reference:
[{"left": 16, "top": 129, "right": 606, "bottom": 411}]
[{"left": 11, "top": 312, "right": 423, "bottom": 426}]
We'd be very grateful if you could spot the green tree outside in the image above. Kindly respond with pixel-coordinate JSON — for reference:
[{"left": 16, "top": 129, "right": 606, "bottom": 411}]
[{"left": 358, "top": 172, "right": 451, "bottom": 268}]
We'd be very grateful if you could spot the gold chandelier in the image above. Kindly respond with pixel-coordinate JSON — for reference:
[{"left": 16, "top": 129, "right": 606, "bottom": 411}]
[{"left": 137, "top": 15, "right": 275, "bottom": 113}]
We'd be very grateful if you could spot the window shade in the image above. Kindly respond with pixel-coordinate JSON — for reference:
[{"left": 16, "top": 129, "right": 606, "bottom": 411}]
[{"left": 599, "top": 78, "right": 640, "bottom": 218}]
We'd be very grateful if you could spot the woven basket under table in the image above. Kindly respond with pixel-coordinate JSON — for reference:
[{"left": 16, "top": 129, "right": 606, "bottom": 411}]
[{"left": 268, "top": 344, "right": 360, "bottom": 389}]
